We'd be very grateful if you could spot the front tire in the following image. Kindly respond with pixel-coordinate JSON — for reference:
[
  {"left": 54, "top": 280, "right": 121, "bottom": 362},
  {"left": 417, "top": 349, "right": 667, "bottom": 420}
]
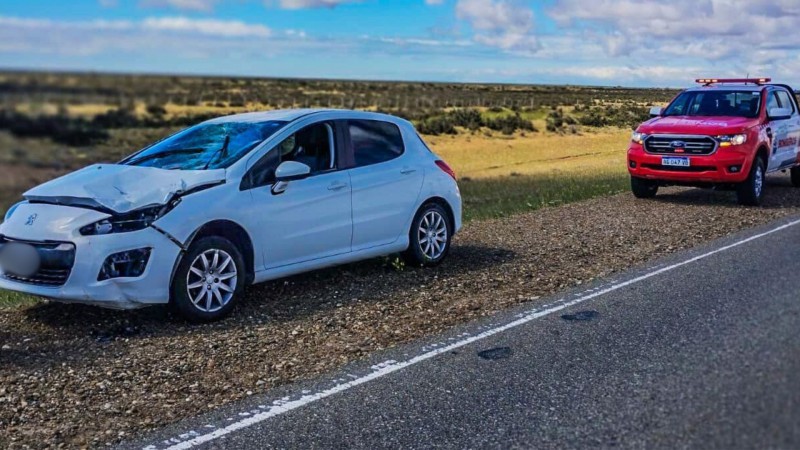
[
  {"left": 631, "top": 176, "right": 658, "bottom": 199},
  {"left": 171, "top": 237, "right": 245, "bottom": 323},
  {"left": 403, "top": 203, "right": 452, "bottom": 267},
  {"left": 736, "top": 158, "right": 766, "bottom": 206}
]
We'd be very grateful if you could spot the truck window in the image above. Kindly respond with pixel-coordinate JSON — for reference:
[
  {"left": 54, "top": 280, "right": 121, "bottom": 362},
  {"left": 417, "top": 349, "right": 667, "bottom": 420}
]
[
  {"left": 664, "top": 90, "right": 761, "bottom": 118},
  {"left": 776, "top": 90, "right": 797, "bottom": 114},
  {"left": 767, "top": 92, "right": 781, "bottom": 111}
]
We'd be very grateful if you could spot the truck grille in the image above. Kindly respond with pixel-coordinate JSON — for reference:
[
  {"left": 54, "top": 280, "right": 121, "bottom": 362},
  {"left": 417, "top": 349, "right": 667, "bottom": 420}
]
[
  {"left": 0, "top": 236, "right": 75, "bottom": 287},
  {"left": 644, "top": 135, "right": 717, "bottom": 155}
]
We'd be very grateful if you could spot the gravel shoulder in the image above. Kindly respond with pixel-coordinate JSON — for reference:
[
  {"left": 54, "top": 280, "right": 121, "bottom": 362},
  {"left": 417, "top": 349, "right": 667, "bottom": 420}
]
[{"left": 3, "top": 176, "right": 800, "bottom": 448}]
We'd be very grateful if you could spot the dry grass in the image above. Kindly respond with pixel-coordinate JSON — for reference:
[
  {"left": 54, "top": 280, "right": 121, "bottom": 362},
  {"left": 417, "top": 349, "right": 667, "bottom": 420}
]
[
  {"left": 426, "top": 128, "right": 629, "bottom": 180},
  {"left": 424, "top": 129, "right": 632, "bottom": 221}
]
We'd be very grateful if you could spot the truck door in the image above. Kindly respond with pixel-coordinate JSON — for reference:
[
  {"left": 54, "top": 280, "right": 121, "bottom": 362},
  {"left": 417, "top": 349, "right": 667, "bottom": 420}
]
[{"left": 767, "top": 88, "right": 800, "bottom": 172}]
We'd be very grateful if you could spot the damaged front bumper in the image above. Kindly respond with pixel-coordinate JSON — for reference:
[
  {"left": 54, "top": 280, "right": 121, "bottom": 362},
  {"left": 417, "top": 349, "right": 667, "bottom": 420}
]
[{"left": 0, "top": 203, "right": 182, "bottom": 309}]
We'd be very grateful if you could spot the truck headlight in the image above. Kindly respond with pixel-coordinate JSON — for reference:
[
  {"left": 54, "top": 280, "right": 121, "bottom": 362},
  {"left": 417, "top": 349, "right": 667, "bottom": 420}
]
[
  {"left": 631, "top": 132, "right": 648, "bottom": 145},
  {"left": 717, "top": 134, "right": 747, "bottom": 147},
  {"left": 79, "top": 205, "right": 168, "bottom": 236},
  {"left": 3, "top": 201, "right": 26, "bottom": 223}
]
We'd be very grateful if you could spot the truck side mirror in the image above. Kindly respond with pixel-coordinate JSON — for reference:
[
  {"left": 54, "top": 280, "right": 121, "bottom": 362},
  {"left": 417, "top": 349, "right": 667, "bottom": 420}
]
[{"left": 649, "top": 107, "right": 663, "bottom": 118}]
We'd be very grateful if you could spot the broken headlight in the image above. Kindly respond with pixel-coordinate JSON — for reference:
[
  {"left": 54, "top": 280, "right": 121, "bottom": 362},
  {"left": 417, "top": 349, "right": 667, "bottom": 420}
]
[
  {"left": 79, "top": 205, "right": 170, "bottom": 236},
  {"left": 3, "top": 201, "right": 26, "bottom": 223}
]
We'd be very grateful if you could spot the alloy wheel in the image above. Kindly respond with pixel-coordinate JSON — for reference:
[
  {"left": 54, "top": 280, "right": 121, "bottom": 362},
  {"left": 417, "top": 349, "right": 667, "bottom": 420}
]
[
  {"left": 417, "top": 210, "right": 448, "bottom": 261},
  {"left": 186, "top": 249, "right": 238, "bottom": 313}
]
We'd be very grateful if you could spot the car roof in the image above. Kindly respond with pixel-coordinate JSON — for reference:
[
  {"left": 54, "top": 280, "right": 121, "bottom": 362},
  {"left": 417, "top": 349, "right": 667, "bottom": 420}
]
[{"left": 203, "top": 109, "right": 409, "bottom": 125}]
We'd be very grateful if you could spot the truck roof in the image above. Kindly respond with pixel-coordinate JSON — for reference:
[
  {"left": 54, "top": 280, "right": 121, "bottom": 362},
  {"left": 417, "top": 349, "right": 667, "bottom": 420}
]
[{"left": 684, "top": 85, "right": 764, "bottom": 93}]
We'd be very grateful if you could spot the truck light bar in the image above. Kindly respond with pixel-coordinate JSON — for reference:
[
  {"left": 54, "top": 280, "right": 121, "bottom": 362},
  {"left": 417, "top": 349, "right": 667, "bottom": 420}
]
[{"left": 696, "top": 78, "right": 771, "bottom": 86}]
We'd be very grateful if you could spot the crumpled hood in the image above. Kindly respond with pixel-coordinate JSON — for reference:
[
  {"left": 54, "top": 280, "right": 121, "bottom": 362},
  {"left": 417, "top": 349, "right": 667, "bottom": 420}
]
[
  {"left": 24, "top": 164, "right": 226, "bottom": 214},
  {"left": 638, "top": 116, "right": 759, "bottom": 136}
]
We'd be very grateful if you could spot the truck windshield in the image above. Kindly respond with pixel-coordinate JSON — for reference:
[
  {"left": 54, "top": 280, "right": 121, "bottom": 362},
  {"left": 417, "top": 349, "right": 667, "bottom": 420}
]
[
  {"left": 663, "top": 90, "right": 762, "bottom": 118},
  {"left": 123, "top": 120, "right": 287, "bottom": 170}
]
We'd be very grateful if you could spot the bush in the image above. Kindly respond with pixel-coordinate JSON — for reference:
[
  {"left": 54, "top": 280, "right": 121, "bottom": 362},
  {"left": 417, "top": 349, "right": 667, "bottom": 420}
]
[
  {"left": 415, "top": 109, "right": 535, "bottom": 136},
  {"left": 0, "top": 111, "right": 109, "bottom": 146},
  {"left": 93, "top": 107, "right": 140, "bottom": 129},
  {"left": 448, "top": 109, "right": 483, "bottom": 131},
  {"left": 146, "top": 104, "right": 167, "bottom": 116},
  {"left": 486, "top": 114, "right": 536, "bottom": 135},
  {"left": 416, "top": 116, "right": 457, "bottom": 135}
]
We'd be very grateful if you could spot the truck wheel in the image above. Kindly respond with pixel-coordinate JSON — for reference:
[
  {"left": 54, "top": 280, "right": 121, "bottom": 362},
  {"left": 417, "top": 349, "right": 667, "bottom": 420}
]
[
  {"left": 171, "top": 237, "right": 245, "bottom": 323},
  {"left": 791, "top": 167, "right": 800, "bottom": 187},
  {"left": 630, "top": 176, "right": 658, "bottom": 199},
  {"left": 736, "top": 158, "right": 766, "bottom": 206}
]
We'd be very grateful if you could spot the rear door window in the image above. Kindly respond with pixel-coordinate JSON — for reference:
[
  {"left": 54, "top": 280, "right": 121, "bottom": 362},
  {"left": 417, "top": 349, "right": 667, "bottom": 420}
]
[
  {"left": 348, "top": 120, "right": 404, "bottom": 167},
  {"left": 776, "top": 90, "right": 797, "bottom": 114}
]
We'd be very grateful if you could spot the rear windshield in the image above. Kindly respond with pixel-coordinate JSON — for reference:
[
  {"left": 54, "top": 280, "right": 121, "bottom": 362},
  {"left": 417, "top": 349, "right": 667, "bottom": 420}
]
[{"left": 663, "top": 90, "right": 762, "bottom": 118}]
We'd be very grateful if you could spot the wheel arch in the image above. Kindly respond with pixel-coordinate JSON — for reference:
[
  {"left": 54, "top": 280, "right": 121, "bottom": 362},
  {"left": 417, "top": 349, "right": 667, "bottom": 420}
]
[
  {"left": 420, "top": 196, "right": 456, "bottom": 231},
  {"left": 756, "top": 145, "right": 770, "bottom": 166},
  {"left": 179, "top": 220, "right": 256, "bottom": 286}
]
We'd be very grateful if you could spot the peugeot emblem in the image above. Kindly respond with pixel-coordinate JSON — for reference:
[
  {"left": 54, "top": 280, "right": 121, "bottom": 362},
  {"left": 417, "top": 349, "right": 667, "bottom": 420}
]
[{"left": 25, "top": 214, "right": 38, "bottom": 226}]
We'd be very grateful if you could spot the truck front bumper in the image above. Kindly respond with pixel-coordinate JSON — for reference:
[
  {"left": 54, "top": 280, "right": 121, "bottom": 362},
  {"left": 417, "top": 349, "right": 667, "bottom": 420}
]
[{"left": 627, "top": 144, "right": 752, "bottom": 184}]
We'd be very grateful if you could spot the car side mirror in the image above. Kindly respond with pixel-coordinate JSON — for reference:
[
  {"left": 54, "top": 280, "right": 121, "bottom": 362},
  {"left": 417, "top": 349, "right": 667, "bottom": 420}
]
[
  {"left": 768, "top": 107, "right": 792, "bottom": 121},
  {"left": 271, "top": 161, "right": 311, "bottom": 195},
  {"left": 649, "top": 107, "right": 663, "bottom": 118},
  {"left": 275, "top": 161, "right": 311, "bottom": 182}
]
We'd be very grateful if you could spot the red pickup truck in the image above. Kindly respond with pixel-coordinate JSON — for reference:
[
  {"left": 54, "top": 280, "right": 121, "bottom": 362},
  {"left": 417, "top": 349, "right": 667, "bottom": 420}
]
[{"left": 627, "top": 78, "right": 800, "bottom": 205}]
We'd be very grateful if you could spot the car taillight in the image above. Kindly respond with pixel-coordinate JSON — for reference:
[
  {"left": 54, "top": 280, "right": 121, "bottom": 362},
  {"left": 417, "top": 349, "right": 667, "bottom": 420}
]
[{"left": 435, "top": 160, "right": 456, "bottom": 180}]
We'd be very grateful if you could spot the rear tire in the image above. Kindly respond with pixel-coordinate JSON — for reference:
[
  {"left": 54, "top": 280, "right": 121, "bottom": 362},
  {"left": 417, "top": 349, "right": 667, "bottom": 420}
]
[
  {"left": 171, "top": 237, "right": 245, "bottom": 323},
  {"left": 791, "top": 166, "right": 800, "bottom": 187},
  {"left": 631, "top": 176, "right": 658, "bottom": 199},
  {"left": 736, "top": 157, "right": 766, "bottom": 206},
  {"left": 403, "top": 203, "right": 452, "bottom": 267}
]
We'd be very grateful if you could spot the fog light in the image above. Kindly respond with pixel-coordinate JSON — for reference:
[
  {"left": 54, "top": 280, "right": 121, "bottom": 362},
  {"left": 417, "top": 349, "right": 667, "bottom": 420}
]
[
  {"left": 629, "top": 160, "right": 637, "bottom": 168},
  {"left": 729, "top": 165, "right": 741, "bottom": 173},
  {"left": 98, "top": 248, "right": 151, "bottom": 281}
]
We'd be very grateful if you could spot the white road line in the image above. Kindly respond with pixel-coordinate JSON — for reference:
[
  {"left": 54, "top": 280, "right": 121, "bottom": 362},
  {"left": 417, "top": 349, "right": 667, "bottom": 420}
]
[{"left": 150, "top": 218, "right": 800, "bottom": 450}]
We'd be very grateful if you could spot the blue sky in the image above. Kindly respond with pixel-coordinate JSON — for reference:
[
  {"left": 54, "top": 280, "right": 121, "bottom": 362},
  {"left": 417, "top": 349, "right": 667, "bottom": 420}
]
[{"left": 1, "top": 0, "right": 798, "bottom": 87}]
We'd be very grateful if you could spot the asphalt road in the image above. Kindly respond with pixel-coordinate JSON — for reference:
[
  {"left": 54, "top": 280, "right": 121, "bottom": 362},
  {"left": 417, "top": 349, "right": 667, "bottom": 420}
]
[{"left": 130, "top": 216, "right": 800, "bottom": 450}]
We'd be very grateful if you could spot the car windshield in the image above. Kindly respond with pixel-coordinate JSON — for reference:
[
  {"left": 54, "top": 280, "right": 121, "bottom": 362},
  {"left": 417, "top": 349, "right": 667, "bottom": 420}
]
[
  {"left": 123, "top": 120, "right": 287, "bottom": 170},
  {"left": 663, "top": 90, "right": 762, "bottom": 118}
]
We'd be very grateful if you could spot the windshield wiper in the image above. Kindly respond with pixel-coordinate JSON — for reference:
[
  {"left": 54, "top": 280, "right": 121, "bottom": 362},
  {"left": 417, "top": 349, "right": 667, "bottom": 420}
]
[
  {"left": 126, "top": 148, "right": 206, "bottom": 166},
  {"left": 203, "top": 135, "right": 230, "bottom": 170}
]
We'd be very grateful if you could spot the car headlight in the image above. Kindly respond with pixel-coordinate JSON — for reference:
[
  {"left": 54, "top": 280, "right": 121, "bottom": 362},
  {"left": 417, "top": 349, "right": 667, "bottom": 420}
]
[
  {"left": 717, "top": 134, "right": 747, "bottom": 147},
  {"left": 3, "top": 201, "right": 26, "bottom": 223},
  {"left": 79, "top": 205, "right": 169, "bottom": 236},
  {"left": 631, "top": 131, "right": 648, "bottom": 145}
]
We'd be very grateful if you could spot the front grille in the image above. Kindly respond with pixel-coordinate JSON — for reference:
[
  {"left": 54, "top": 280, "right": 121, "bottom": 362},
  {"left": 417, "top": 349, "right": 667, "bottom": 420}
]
[
  {"left": 644, "top": 135, "right": 717, "bottom": 155},
  {"left": 0, "top": 236, "right": 75, "bottom": 287}
]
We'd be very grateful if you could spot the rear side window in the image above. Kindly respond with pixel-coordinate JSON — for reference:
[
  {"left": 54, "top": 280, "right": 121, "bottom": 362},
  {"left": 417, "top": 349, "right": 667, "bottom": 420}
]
[
  {"left": 776, "top": 90, "right": 797, "bottom": 114},
  {"left": 349, "top": 120, "right": 404, "bottom": 167}
]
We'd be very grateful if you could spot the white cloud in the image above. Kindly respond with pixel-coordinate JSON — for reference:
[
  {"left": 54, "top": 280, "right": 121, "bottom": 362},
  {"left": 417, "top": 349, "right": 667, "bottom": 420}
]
[
  {"left": 272, "top": 0, "right": 360, "bottom": 9},
  {"left": 139, "top": 0, "right": 219, "bottom": 12},
  {"left": 455, "top": 0, "right": 539, "bottom": 52},
  {"left": 142, "top": 16, "right": 272, "bottom": 38},
  {"left": 548, "top": 0, "right": 800, "bottom": 63}
]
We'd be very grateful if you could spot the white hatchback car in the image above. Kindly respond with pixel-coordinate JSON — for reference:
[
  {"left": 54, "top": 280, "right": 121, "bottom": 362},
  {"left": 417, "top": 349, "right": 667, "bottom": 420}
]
[{"left": 0, "top": 110, "right": 462, "bottom": 321}]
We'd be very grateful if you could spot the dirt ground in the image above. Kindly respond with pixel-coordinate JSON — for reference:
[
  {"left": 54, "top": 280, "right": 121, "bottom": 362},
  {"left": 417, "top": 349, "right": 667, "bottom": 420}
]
[{"left": 3, "top": 177, "right": 800, "bottom": 448}]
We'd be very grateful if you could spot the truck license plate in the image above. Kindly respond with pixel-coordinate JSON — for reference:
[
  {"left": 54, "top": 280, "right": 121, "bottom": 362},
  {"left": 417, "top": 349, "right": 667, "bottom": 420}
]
[{"left": 662, "top": 157, "right": 690, "bottom": 167}]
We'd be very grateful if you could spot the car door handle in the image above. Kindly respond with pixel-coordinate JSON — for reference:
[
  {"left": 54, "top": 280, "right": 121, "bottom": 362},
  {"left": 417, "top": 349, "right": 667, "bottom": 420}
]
[
  {"left": 400, "top": 168, "right": 417, "bottom": 175},
  {"left": 328, "top": 182, "right": 348, "bottom": 191}
]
